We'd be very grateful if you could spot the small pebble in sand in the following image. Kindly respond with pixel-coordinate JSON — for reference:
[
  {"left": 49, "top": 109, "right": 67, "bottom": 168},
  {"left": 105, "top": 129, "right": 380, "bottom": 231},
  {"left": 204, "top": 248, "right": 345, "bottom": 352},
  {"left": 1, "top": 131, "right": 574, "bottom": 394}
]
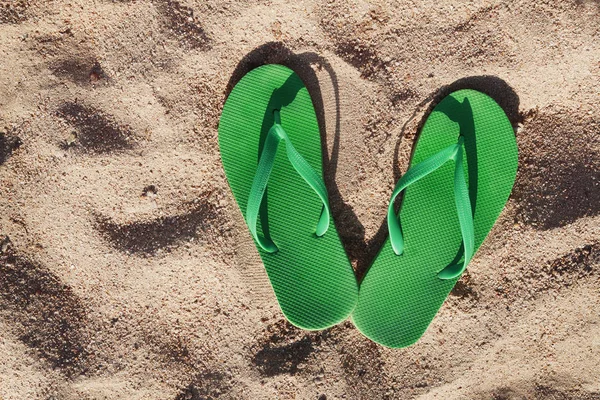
[{"left": 142, "top": 185, "right": 158, "bottom": 198}]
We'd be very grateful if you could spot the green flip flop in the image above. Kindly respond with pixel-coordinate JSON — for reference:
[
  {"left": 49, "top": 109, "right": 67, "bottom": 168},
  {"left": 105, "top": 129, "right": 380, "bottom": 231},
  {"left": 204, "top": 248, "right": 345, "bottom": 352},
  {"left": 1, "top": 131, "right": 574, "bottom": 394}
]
[
  {"left": 218, "top": 64, "right": 358, "bottom": 330},
  {"left": 352, "top": 89, "right": 518, "bottom": 348}
]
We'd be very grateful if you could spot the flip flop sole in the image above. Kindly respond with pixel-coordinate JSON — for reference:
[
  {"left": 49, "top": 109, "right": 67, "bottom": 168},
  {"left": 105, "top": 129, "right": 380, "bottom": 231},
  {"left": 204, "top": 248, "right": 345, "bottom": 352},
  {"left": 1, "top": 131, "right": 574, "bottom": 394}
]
[
  {"left": 352, "top": 89, "right": 518, "bottom": 347},
  {"left": 218, "top": 64, "right": 358, "bottom": 330}
]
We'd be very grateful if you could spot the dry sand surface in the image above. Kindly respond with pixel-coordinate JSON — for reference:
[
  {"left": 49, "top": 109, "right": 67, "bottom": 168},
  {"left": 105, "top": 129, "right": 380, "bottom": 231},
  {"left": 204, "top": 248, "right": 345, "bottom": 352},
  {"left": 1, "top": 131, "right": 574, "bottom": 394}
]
[{"left": 1, "top": 0, "right": 599, "bottom": 398}]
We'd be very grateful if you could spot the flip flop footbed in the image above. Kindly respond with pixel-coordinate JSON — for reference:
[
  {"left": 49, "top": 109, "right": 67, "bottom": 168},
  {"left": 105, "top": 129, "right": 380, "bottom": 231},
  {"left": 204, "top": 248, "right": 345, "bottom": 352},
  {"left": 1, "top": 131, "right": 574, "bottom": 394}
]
[
  {"left": 218, "top": 64, "right": 358, "bottom": 330},
  {"left": 352, "top": 89, "right": 518, "bottom": 348}
]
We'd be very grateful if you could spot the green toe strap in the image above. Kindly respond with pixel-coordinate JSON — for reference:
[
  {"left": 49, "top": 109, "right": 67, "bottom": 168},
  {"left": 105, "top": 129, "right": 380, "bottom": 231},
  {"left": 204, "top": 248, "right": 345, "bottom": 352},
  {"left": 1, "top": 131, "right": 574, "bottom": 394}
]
[
  {"left": 246, "top": 110, "right": 330, "bottom": 253},
  {"left": 388, "top": 136, "right": 474, "bottom": 279}
]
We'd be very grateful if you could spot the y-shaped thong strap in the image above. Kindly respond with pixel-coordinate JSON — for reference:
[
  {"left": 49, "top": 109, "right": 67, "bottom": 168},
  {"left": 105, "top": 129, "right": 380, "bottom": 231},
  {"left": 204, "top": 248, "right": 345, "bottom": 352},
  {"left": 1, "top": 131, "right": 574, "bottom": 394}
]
[
  {"left": 246, "top": 110, "right": 330, "bottom": 253},
  {"left": 387, "top": 136, "right": 474, "bottom": 280}
]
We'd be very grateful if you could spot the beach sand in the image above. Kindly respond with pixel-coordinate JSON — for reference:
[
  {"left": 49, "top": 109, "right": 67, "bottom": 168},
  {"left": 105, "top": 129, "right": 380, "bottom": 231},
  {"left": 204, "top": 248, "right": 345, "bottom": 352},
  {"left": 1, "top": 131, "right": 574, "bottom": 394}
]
[{"left": 1, "top": 0, "right": 599, "bottom": 398}]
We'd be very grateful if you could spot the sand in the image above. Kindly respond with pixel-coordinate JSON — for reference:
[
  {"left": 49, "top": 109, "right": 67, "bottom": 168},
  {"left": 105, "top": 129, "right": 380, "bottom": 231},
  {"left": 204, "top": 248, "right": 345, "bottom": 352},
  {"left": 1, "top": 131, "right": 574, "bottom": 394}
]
[{"left": 0, "top": 0, "right": 599, "bottom": 399}]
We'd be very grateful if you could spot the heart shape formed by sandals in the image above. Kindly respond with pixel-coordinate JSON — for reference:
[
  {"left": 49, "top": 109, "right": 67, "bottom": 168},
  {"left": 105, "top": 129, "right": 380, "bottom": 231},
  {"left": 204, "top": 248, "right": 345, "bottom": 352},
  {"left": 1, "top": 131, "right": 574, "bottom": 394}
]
[{"left": 218, "top": 64, "right": 518, "bottom": 347}]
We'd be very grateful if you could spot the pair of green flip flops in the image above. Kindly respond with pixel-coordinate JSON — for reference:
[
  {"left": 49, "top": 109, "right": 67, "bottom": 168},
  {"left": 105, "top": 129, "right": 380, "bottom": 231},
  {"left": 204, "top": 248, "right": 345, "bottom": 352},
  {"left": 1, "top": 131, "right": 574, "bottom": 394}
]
[{"left": 218, "top": 64, "right": 518, "bottom": 348}]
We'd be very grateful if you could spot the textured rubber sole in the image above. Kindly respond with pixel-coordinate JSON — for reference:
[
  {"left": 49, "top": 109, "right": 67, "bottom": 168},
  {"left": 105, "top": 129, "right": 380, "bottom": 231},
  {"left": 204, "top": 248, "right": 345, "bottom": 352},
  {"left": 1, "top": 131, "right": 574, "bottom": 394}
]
[
  {"left": 352, "top": 89, "right": 518, "bottom": 348},
  {"left": 218, "top": 64, "right": 358, "bottom": 330}
]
